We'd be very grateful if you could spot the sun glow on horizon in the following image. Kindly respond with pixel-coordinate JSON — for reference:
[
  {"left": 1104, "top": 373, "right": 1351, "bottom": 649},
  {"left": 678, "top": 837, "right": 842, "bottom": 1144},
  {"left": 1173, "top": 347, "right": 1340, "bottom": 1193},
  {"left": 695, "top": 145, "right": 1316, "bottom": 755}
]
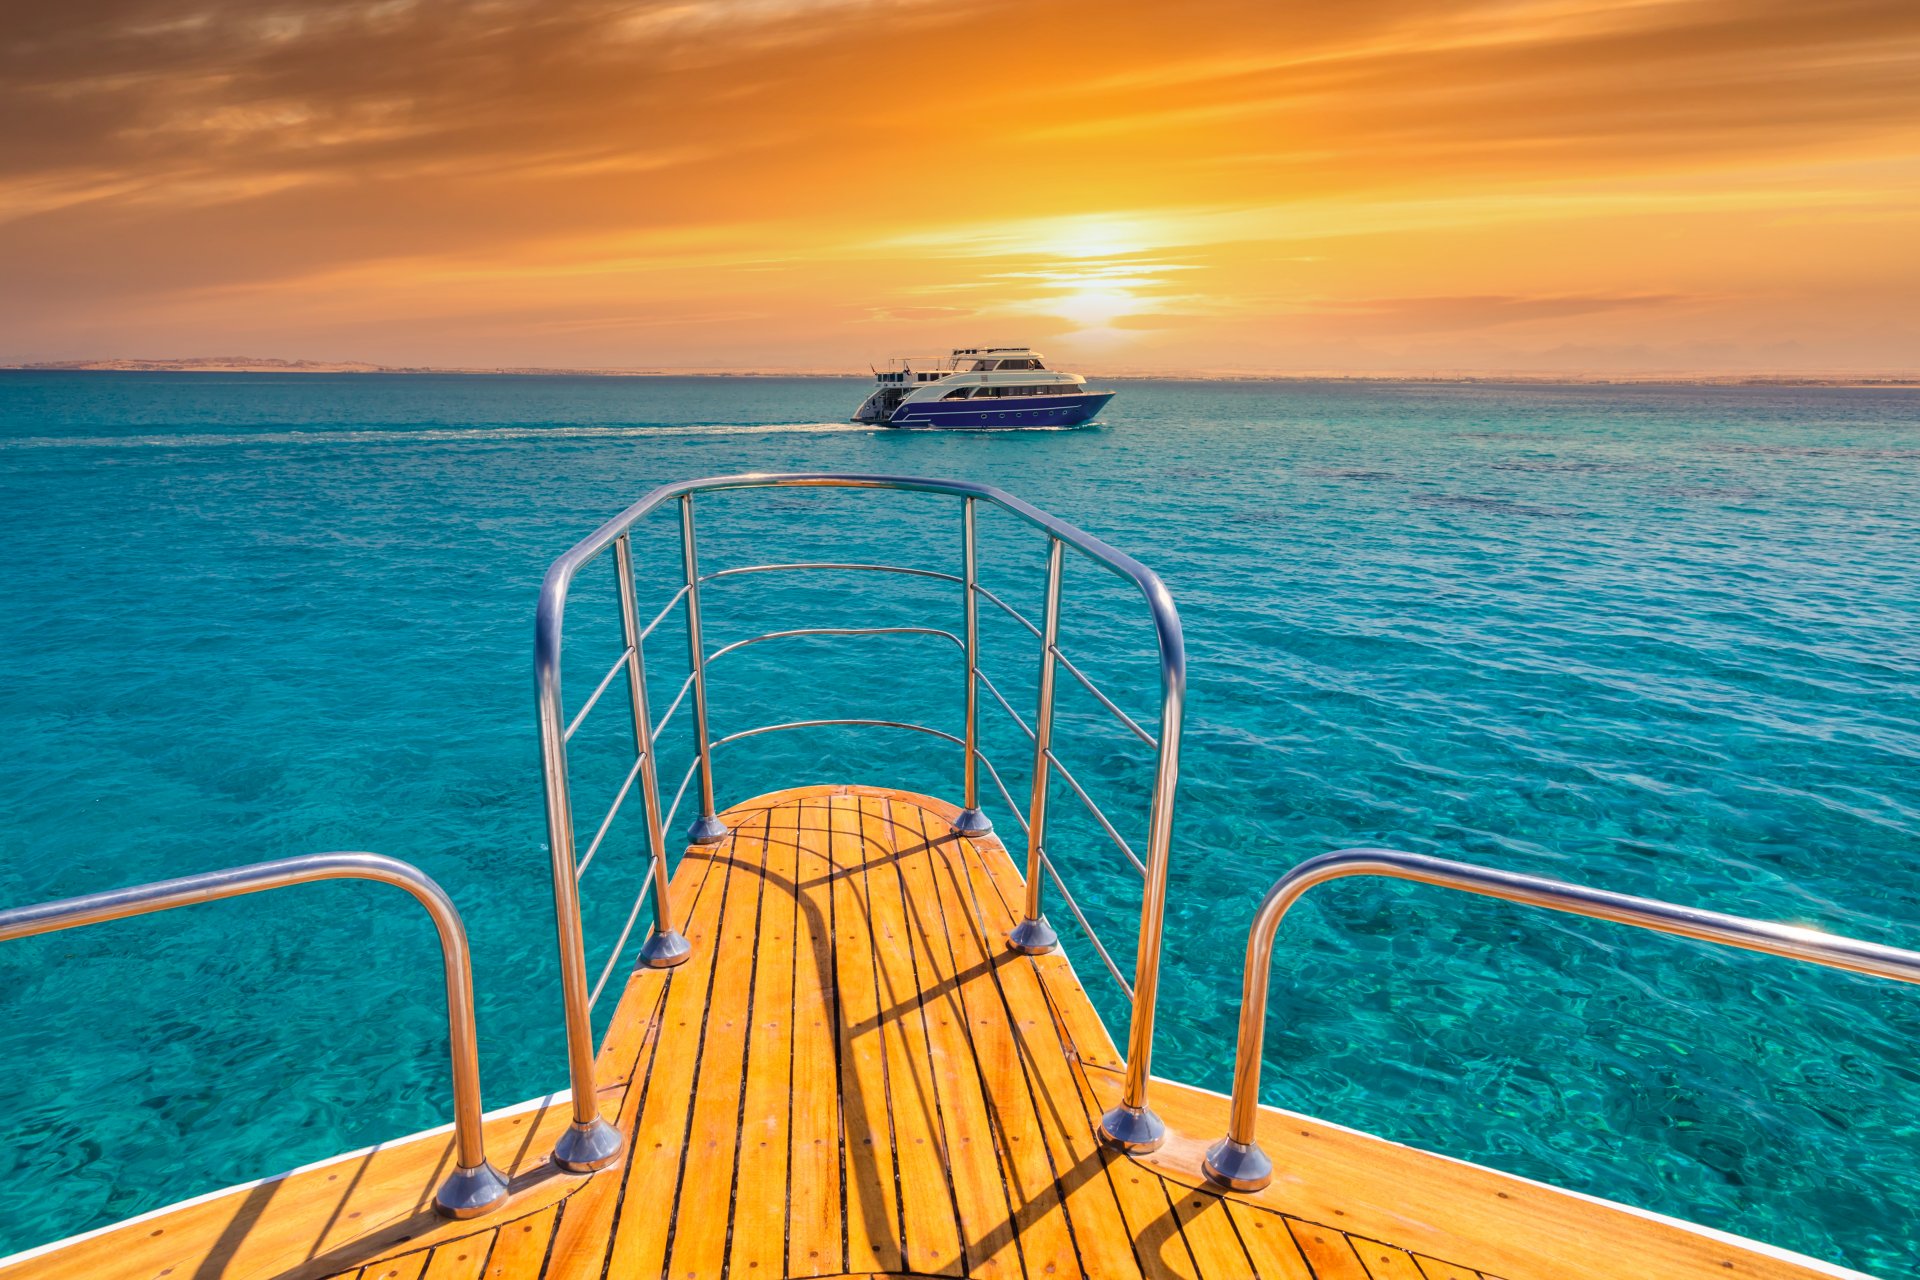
[{"left": 2, "top": 0, "right": 1916, "bottom": 373}]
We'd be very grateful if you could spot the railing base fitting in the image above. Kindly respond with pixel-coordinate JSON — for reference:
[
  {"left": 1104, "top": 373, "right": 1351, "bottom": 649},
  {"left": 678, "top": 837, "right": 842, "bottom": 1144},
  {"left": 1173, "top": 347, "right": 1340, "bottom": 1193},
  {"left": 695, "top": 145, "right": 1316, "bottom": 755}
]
[
  {"left": 638, "top": 928, "right": 693, "bottom": 968},
  {"left": 435, "top": 1161, "right": 513, "bottom": 1218},
  {"left": 552, "top": 1116, "right": 625, "bottom": 1173},
  {"left": 686, "top": 814, "right": 729, "bottom": 846},
  {"left": 1098, "top": 1102, "right": 1167, "bottom": 1154},
  {"left": 1201, "top": 1137, "right": 1272, "bottom": 1191},
  {"left": 952, "top": 807, "right": 993, "bottom": 837},
  {"left": 1007, "top": 916, "right": 1059, "bottom": 955}
]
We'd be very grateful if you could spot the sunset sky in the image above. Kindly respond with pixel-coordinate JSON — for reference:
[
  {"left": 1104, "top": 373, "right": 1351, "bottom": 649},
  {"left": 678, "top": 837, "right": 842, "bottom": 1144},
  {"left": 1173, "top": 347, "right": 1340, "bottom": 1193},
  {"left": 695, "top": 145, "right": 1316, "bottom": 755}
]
[{"left": 3, "top": 0, "right": 1918, "bottom": 374}]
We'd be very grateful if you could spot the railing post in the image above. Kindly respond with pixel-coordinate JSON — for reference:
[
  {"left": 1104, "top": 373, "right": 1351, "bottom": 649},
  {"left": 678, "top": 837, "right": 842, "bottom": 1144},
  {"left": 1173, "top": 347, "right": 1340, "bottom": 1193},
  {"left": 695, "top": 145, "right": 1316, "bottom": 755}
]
[
  {"left": 615, "top": 533, "right": 693, "bottom": 969},
  {"left": 1202, "top": 846, "right": 1920, "bottom": 1189},
  {"left": 1008, "top": 536, "right": 1064, "bottom": 954},
  {"left": 537, "top": 623, "right": 627, "bottom": 1173},
  {"left": 680, "top": 493, "right": 728, "bottom": 845},
  {"left": 0, "top": 853, "right": 513, "bottom": 1217},
  {"left": 1202, "top": 879, "right": 1282, "bottom": 1191},
  {"left": 954, "top": 497, "right": 992, "bottom": 837},
  {"left": 1099, "top": 586, "right": 1185, "bottom": 1155}
]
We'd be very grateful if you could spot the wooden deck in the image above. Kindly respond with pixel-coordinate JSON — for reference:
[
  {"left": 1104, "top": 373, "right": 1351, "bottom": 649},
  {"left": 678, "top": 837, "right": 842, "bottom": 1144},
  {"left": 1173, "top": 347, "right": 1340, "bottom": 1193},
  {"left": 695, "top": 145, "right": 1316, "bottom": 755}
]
[{"left": 2, "top": 786, "right": 1861, "bottom": 1280}]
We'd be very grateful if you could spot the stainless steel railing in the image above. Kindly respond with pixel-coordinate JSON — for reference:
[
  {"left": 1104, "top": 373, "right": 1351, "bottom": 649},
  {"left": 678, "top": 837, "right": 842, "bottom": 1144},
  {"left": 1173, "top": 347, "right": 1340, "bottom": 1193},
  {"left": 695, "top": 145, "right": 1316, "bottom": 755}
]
[
  {"left": 0, "top": 853, "right": 511, "bottom": 1217},
  {"left": 535, "top": 472, "right": 1187, "bottom": 1170},
  {"left": 1201, "top": 848, "right": 1920, "bottom": 1192}
]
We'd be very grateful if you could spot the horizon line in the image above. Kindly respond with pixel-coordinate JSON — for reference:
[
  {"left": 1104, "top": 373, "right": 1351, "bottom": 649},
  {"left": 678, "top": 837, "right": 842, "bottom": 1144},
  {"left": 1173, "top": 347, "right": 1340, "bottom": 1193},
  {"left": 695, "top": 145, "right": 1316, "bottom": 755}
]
[{"left": 5, "top": 358, "right": 1919, "bottom": 388}]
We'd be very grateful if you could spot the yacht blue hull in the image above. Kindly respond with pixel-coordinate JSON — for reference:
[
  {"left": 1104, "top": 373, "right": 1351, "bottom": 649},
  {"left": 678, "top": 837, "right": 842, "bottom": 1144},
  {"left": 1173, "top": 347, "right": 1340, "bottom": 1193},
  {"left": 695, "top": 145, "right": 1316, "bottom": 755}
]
[{"left": 885, "top": 391, "right": 1113, "bottom": 429}]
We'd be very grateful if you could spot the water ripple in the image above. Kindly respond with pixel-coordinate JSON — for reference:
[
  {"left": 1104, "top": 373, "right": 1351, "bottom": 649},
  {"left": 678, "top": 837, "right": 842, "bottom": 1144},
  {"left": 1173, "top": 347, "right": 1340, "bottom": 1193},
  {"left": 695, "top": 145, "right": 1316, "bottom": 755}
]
[{"left": 0, "top": 374, "right": 1915, "bottom": 1273}]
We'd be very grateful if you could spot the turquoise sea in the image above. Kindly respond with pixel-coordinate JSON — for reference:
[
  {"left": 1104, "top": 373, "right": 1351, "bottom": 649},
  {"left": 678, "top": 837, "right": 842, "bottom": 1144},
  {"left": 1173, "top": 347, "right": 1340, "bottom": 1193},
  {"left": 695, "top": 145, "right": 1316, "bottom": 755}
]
[{"left": 1, "top": 372, "right": 1916, "bottom": 1274}]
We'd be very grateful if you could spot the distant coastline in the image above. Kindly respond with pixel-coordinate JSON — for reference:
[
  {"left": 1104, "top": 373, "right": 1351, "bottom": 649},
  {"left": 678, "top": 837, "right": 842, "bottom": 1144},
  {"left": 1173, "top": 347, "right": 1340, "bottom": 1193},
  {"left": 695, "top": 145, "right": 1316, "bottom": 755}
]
[{"left": 3, "top": 356, "right": 1916, "bottom": 388}]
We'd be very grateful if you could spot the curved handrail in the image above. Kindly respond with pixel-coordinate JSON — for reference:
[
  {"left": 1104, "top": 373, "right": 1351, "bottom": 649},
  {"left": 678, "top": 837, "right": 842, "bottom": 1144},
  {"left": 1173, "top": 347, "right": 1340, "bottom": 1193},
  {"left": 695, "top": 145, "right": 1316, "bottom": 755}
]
[
  {"left": 0, "top": 853, "right": 511, "bottom": 1218},
  {"left": 534, "top": 473, "right": 1188, "bottom": 1161},
  {"left": 538, "top": 473, "right": 1184, "bottom": 630},
  {"left": 973, "top": 582, "right": 1043, "bottom": 638},
  {"left": 710, "top": 717, "right": 968, "bottom": 751},
  {"left": 536, "top": 474, "right": 1184, "bottom": 776},
  {"left": 702, "top": 561, "right": 965, "bottom": 586},
  {"left": 1202, "top": 847, "right": 1920, "bottom": 1191},
  {"left": 565, "top": 646, "right": 635, "bottom": 742},
  {"left": 704, "top": 625, "right": 966, "bottom": 667}
]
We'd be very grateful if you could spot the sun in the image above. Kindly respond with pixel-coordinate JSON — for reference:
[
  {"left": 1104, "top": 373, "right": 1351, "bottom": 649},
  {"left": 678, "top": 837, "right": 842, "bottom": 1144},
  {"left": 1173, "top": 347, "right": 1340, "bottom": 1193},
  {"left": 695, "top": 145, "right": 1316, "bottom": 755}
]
[
  {"left": 1052, "top": 283, "right": 1141, "bottom": 329},
  {"left": 1036, "top": 215, "right": 1156, "bottom": 261}
]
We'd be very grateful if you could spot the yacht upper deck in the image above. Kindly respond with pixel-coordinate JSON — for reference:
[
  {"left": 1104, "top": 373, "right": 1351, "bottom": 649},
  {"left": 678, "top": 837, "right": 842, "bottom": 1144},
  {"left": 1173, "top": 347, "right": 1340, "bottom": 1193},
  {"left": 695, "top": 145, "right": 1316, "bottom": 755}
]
[{"left": 872, "top": 348, "right": 1053, "bottom": 383}]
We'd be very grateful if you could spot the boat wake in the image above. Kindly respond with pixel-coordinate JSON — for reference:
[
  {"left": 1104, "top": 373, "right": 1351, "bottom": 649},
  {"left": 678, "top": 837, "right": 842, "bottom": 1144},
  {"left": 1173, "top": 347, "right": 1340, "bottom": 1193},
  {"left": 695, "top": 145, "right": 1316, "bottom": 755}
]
[{"left": 0, "top": 421, "right": 879, "bottom": 450}]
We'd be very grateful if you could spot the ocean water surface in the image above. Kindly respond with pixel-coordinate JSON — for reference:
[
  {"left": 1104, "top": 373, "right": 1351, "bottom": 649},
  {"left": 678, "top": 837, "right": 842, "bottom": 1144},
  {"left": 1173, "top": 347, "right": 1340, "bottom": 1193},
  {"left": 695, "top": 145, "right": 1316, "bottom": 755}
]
[{"left": 0, "top": 372, "right": 1916, "bottom": 1274}]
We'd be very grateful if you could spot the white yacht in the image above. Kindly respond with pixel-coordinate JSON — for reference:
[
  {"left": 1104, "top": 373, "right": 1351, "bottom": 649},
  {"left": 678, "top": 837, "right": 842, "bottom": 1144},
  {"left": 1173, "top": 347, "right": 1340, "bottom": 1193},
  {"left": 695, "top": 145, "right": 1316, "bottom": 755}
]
[{"left": 851, "top": 346, "right": 1115, "bottom": 427}]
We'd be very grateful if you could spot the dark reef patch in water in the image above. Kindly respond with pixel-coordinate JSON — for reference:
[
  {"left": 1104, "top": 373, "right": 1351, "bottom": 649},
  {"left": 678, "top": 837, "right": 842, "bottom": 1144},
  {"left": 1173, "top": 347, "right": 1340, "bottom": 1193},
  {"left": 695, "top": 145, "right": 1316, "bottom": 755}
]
[
  {"left": 1306, "top": 467, "right": 1397, "bottom": 481},
  {"left": 1487, "top": 458, "right": 1642, "bottom": 473},
  {"left": 1650, "top": 484, "right": 1765, "bottom": 503}
]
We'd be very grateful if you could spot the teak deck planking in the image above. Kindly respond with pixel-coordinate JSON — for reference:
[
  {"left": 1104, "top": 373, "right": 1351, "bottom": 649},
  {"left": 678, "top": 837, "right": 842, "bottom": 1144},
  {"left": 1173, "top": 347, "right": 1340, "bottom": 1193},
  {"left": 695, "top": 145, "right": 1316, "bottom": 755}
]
[{"left": 0, "top": 785, "right": 1860, "bottom": 1280}]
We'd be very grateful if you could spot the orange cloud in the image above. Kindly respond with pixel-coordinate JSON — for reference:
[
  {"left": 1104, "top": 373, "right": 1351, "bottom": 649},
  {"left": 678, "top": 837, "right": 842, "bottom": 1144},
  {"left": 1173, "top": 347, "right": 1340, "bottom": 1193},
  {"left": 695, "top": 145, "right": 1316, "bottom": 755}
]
[{"left": 2, "top": 0, "right": 1917, "bottom": 372}]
